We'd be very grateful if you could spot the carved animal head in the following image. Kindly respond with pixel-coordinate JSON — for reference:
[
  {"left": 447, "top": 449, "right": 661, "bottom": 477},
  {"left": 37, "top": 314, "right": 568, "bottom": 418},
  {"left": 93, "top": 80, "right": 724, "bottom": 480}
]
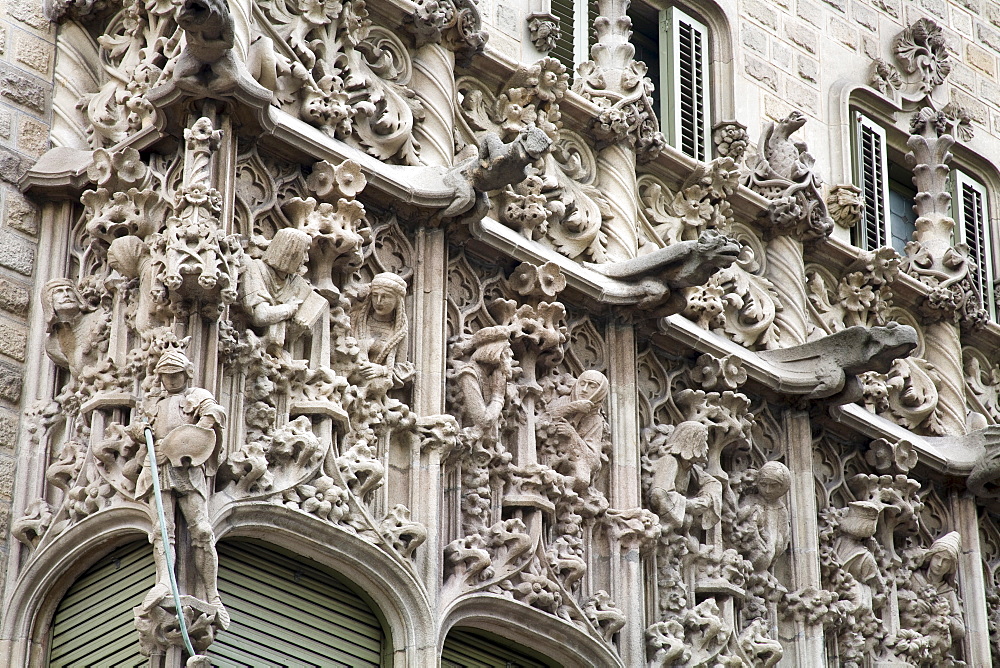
[
  {"left": 857, "top": 321, "right": 918, "bottom": 374},
  {"left": 691, "top": 230, "right": 742, "bottom": 277},
  {"left": 776, "top": 111, "right": 807, "bottom": 137},
  {"left": 176, "top": 0, "right": 229, "bottom": 33}
]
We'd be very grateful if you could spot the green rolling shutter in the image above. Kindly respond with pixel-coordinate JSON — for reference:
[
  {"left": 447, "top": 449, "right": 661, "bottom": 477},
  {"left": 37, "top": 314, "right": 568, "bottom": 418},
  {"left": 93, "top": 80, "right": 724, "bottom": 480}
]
[
  {"left": 49, "top": 540, "right": 387, "bottom": 668},
  {"left": 210, "top": 541, "right": 386, "bottom": 667},
  {"left": 49, "top": 542, "right": 154, "bottom": 668},
  {"left": 441, "top": 628, "right": 559, "bottom": 668}
]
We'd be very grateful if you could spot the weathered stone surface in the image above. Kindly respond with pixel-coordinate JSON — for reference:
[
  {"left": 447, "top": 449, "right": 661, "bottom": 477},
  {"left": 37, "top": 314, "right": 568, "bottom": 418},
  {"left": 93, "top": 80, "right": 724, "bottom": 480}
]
[
  {"left": 0, "top": 231, "right": 35, "bottom": 276},
  {"left": 0, "top": 276, "right": 29, "bottom": 316},
  {"left": 0, "top": 360, "right": 22, "bottom": 403},
  {"left": 0, "top": 63, "right": 48, "bottom": 113}
]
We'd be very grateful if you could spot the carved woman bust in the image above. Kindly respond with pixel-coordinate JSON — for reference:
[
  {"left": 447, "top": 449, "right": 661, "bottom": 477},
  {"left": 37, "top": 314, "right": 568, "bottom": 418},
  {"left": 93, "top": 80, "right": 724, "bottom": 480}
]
[
  {"left": 543, "top": 370, "right": 610, "bottom": 492},
  {"left": 351, "top": 272, "right": 413, "bottom": 387}
]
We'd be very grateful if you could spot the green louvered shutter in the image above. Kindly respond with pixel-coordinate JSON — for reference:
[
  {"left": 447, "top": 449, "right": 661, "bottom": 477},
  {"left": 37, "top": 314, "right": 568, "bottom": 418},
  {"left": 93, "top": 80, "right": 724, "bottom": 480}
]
[
  {"left": 49, "top": 542, "right": 154, "bottom": 668},
  {"left": 442, "top": 628, "right": 558, "bottom": 668},
  {"left": 49, "top": 540, "right": 387, "bottom": 667},
  {"left": 209, "top": 540, "right": 387, "bottom": 667}
]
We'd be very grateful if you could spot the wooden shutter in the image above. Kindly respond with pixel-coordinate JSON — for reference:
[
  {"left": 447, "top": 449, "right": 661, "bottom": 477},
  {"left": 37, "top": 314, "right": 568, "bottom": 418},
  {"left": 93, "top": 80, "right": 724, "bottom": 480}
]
[
  {"left": 955, "top": 171, "right": 996, "bottom": 320},
  {"left": 662, "top": 7, "right": 711, "bottom": 161},
  {"left": 550, "top": 0, "right": 575, "bottom": 72},
  {"left": 442, "top": 628, "right": 557, "bottom": 668},
  {"left": 49, "top": 542, "right": 154, "bottom": 668},
  {"left": 853, "top": 112, "right": 890, "bottom": 250}
]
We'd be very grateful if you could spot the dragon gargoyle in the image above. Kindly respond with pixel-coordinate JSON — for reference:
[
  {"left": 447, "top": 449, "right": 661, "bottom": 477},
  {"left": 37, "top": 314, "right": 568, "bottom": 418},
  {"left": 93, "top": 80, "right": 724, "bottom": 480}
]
[
  {"left": 443, "top": 126, "right": 553, "bottom": 220},
  {"left": 759, "top": 321, "right": 918, "bottom": 403},
  {"left": 585, "top": 229, "right": 741, "bottom": 317},
  {"left": 963, "top": 426, "right": 1000, "bottom": 499}
]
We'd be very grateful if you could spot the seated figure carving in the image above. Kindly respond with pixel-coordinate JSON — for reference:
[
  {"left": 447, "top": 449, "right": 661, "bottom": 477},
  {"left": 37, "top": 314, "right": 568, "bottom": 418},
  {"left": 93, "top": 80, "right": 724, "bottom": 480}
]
[
  {"left": 350, "top": 272, "right": 414, "bottom": 390},
  {"left": 241, "top": 228, "right": 327, "bottom": 356}
]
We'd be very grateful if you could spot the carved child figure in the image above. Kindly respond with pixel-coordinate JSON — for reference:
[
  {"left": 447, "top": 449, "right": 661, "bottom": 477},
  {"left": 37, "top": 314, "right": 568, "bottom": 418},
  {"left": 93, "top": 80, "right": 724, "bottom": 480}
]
[
  {"left": 350, "top": 272, "right": 414, "bottom": 389},
  {"left": 42, "top": 278, "right": 107, "bottom": 379},
  {"left": 736, "top": 461, "right": 791, "bottom": 573},
  {"left": 132, "top": 350, "right": 228, "bottom": 621},
  {"left": 242, "top": 228, "right": 326, "bottom": 354},
  {"left": 542, "top": 370, "right": 610, "bottom": 492}
]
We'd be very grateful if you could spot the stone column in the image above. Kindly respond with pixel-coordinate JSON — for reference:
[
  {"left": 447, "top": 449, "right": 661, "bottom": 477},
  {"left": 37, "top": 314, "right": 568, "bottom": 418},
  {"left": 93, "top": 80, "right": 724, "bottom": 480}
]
[
  {"left": 606, "top": 318, "right": 646, "bottom": 665},
  {"left": 572, "top": 0, "right": 665, "bottom": 261},
  {"left": 903, "top": 110, "right": 976, "bottom": 435},
  {"left": 781, "top": 408, "right": 824, "bottom": 667},
  {"left": 951, "top": 491, "right": 992, "bottom": 666}
]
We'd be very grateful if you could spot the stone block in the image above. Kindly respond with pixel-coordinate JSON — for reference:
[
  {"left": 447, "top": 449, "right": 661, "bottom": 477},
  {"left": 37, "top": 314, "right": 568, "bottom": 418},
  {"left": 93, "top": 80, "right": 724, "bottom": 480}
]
[
  {"left": 0, "top": 409, "right": 16, "bottom": 451},
  {"left": 798, "top": 55, "right": 819, "bottom": 83},
  {"left": 967, "top": 43, "right": 996, "bottom": 76},
  {"left": 765, "top": 94, "right": 795, "bottom": 122},
  {"left": 954, "top": 0, "right": 981, "bottom": 13},
  {"left": 745, "top": 0, "right": 778, "bottom": 31},
  {"left": 772, "top": 41, "right": 793, "bottom": 71},
  {"left": 785, "top": 20, "right": 818, "bottom": 54},
  {"left": 0, "top": 276, "right": 29, "bottom": 317},
  {"left": 797, "top": 0, "right": 824, "bottom": 28},
  {"left": 0, "top": 361, "right": 22, "bottom": 404},
  {"left": 873, "top": 0, "right": 901, "bottom": 20},
  {"left": 786, "top": 78, "right": 819, "bottom": 115},
  {"left": 0, "top": 26, "right": 7, "bottom": 55},
  {"left": 8, "top": 2, "right": 50, "bottom": 32},
  {"left": 0, "top": 455, "right": 13, "bottom": 501},
  {"left": 0, "top": 146, "right": 30, "bottom": 185},
  {"left": 821, "top": 0, "right": 846, "bottom": 13},
  {"left": 0, "top": 320, "right": 26, "bottom": 362},
  {"left": 17, "top": 117, "right": 47, "bottom": 158},
  {"left": 948, "top": 62, "right": 977, "bottom": 93},
  {"left": 863, "top": 34, "right": 880, "bottom": 60},
  {"left": 14, "top": 32, "right": 53, "bottom": 77},
  {"left": 829, "top": 16, "right": 859, "bottom": 50},
  {"left": 982, "top": 79, "right": 1000, "bottom": 108},
  {"left": 0, "top": 231, "right": 35, "bottom": 276},
  {"left": 5, "top": 188, "right": 38, "bottom": 237},
  {"left": 988, "top": 3, "right": 1000, "bottom": 28},
  {"left": 918, "top": 0, "right": 947, "bottom": 19},
  {"left": 853, "top": 4, "right": 879, "bottom": 32},
  {"left": 0, "top": 108, "right": 11, "bottom": 141},
  {"left": 952, "top": 7, "right": 974, "bottom": 37},
  {"left": 978, "top": 22, "right": 1000, "bottom": 53},
  {"left": 743, "top": 23, "right": 769, "bottom": 54},
  {"left": 0, "top": 63, "right": 48, "bottom": 114},
  {"left": 745, "top": 56, "right": 780, "bottom": 91},
  {"left": 951, "top": 88, "right": 987, "bottom": 123}
]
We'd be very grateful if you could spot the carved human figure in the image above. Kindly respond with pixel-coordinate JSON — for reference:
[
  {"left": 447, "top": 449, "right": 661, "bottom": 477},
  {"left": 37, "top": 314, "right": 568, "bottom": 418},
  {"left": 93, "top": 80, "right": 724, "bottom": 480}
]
[
  {"left": 542, "top": 370, "right": 610, "bottom": 492},
  {"left": 452, "top": 326, "right": 514, "bottom": 436},
  {"left": 350, "top": 272, "right": 414, "bottom": 388},
  {"left": 645, "top": 421, "right": 723, "bottom": 534},
  {"left": 898, "top": 531, "right": 965, "bottom": 648},
  {"left": 242, "top": 228, "right": 324, "bottom": 353},
  {"left": 42, "top": 278, "right": 106, "bottom": 378},
  {"left": 736, "top": 461, "right": 791, "bottom": 572},
  {"left": 832, "top": 501, "right": 885, "bottom": 615},
  {"left": 132, "top": 350, "right": 227, "bottom": 619}
]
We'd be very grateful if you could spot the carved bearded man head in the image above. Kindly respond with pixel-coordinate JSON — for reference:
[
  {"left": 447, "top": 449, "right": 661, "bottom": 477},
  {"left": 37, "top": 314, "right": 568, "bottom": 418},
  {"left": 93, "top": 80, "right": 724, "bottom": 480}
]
[{"left": 43, "top": 279, "right": 84, "bottom": 326}]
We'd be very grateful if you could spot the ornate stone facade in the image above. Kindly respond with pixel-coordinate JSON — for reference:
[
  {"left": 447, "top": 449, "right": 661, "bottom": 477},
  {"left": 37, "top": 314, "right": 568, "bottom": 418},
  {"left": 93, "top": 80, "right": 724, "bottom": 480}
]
[{"left": 2, "top": 0, "right": 1000, "bottom": 666}]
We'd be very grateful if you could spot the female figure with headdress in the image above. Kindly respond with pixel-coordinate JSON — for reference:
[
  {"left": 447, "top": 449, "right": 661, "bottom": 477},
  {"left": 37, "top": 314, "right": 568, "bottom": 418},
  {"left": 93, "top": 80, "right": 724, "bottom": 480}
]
[
  {"left": 898, "top": 531, "right": 965, "bottom": 656},
  {"left": 350, "top": 272, "right": 414, "bottom": 388}
]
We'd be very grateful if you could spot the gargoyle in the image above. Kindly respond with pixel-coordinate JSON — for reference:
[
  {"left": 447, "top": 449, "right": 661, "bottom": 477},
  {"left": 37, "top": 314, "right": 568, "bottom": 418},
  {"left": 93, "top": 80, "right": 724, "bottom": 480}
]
[
  {"left": 443, "top": 126, "right": 553, "bottom": 220},
  {"left": 759, "top": 322, "right": 918, "bottom": 402},
  {"left": 171, "top": 0, "right": 239, "bottom": 95},
  {"left": 585, "top": 229, "right": 741, "bottom": 317},
  {"left": 962, "top": 426, "right": 1000, "bottom": 498}
]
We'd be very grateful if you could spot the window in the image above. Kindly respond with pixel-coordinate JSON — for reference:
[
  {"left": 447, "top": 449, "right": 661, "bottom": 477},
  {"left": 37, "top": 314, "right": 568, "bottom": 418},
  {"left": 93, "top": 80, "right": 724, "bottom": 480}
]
[
  {"left": 550, "top": 0, "right": 595, "bottom": 73},
  {"left": 852, "top": 111, "right": 916, "bottom": 254},
  {"left": 955, "top": 171, "right": 996, "bottom": 320},
  {"left": 629, "top": 4, "right": 711, "bottom": 160}
]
